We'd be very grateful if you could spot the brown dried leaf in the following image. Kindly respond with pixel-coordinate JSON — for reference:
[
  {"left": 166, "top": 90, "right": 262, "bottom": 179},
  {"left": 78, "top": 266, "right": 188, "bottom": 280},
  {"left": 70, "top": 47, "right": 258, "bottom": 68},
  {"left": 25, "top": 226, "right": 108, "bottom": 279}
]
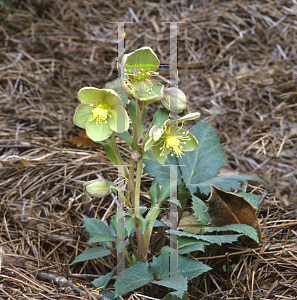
[
  {"left": 206, "top": 185, "right": 262, "bottom": 242},
  {"left": 68, "top": 130, "right": 103, "bottom": 148},
  {"left": 178, "top": 214, "right": 204, "bottom": 234}
]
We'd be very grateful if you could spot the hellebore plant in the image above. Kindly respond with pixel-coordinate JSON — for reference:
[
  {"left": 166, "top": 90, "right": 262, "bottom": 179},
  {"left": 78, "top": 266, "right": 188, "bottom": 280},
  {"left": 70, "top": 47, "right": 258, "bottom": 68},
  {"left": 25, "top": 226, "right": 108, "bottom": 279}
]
[{"left": 71, "top": 47, "right": 268, "bottom": 299}]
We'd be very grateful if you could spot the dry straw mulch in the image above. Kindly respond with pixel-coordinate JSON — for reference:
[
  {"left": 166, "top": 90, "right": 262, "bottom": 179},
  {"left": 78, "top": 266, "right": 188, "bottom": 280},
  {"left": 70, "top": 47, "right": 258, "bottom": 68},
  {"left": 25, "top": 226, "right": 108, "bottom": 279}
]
[{"left": 0, "top": 0, "right": 297, "bottom": 299}]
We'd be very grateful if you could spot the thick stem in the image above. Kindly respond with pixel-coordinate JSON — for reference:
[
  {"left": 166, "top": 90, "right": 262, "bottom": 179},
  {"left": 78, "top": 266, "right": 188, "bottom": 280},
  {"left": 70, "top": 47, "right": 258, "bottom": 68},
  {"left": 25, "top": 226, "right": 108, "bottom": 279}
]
[
  {"left": 135, "top": 217, "right": 146, "bottom": 262},
  {"left": 134, "top": 158, "right": 143, "bottom": 214},
  {"left": 128, "top": 161, "right": 135, "bottom": 208},
  {"left": 133, "top": 98, "right": 140, "bottom": 143}
]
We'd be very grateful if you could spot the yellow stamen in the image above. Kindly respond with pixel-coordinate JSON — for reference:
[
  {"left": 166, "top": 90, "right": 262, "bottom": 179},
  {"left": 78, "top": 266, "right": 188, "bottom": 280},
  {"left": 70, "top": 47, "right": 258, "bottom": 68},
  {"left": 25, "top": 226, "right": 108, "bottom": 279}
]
[
  {"left": 158, "top": 125, "right": 191, "bottom": 158},
  {"left": 166, "top": 135, "right": 183, "bottom": 157},
  {"left": 89, "top": 104, "right": 110, "bottom": 124}
]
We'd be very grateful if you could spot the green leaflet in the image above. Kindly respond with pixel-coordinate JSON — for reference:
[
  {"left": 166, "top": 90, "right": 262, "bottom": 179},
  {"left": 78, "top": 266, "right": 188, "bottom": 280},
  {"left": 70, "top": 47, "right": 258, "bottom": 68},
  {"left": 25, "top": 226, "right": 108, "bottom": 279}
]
[
  {"left": 168, "top": 230, "right": 242, "bottom": 245},
  {"left": 114, "top": 261, "right": 153, "bottom": 297},
  {"left": 71, "top": 247, "right": 111, "bottom": 265},
  {"left": 202, "top": 224, "right": 259, "bottom": 243},
  {"left": 192, "top": 195, "right": 209, "bottom": 225}
]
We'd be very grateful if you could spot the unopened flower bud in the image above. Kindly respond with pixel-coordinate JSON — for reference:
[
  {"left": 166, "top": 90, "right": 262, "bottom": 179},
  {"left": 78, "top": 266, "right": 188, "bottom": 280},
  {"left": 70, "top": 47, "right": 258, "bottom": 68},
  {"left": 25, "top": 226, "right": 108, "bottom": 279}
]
[
  {"left": 83, "top": 178, "right": 111, "bottom": 198},
  {"left": 161, "top": 87, "right": 187, "bottom": 113}
]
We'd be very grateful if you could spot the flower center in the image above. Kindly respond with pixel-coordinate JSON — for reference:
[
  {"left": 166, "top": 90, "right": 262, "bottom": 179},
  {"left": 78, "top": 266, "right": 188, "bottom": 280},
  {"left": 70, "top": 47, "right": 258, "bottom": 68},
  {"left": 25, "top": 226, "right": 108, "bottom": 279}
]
[
  {"left": 165, "top": 136, "right": 183, "bottom": 157},
  {"left": 89, "top": 104, "right": 110, "bottom": 124},
  {"left": 159, "top": 125, "right": 191, "bottom": 158},
  {"left": 136, "top": 68, "right": 158, "bottom": 81}
]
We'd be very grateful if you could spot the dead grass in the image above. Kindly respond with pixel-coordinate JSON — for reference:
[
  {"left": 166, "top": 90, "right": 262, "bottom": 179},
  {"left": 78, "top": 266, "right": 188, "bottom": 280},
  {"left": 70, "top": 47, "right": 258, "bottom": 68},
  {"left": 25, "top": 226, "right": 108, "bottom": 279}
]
[{"left": 0, "top": 0, "right": 297, "bottom": 299}]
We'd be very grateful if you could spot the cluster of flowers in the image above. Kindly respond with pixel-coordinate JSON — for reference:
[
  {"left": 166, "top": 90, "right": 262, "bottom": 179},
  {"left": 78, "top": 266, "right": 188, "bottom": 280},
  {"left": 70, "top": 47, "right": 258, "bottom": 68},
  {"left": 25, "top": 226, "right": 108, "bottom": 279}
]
[{"left": 73, "top": 47, "right": 200, "bottom": 194}]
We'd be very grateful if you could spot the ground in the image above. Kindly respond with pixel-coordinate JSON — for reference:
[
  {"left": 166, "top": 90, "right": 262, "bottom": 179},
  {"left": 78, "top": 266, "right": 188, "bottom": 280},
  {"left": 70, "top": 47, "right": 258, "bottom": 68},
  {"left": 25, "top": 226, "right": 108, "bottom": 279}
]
[{"left": 0, "top": 0, "right": 297, "bottom": 299}]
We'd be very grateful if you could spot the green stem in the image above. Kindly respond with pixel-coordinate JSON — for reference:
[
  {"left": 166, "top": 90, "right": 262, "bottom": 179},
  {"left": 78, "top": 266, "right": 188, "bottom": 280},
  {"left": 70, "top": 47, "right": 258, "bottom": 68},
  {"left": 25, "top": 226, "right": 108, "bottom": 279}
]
[
  {"left": 128, "top": 161, "right": 135, "bottom": 208},
  {"left": 143, "top": 203, "right": 162, "bottom": 256},
  {"left": 134, "top": 158, "right": 143, "bottom": 216},
  {"left": 133, "top": 98, "right": 140, "bottom": 143},
  {"left": 132, "top": 157, "right": 146, "bottom": 261},
  {"left": 135, "top": 217, "right": 146, "bottom": 262},
  {"left": 111, "top": 135, "right": 132, "bottom": 207},
  {"left": 111, "top": 135, "right": 129, "bottom": 178},
  {"left": 125, "top": 248, "right": 133, "bottom": 266}
]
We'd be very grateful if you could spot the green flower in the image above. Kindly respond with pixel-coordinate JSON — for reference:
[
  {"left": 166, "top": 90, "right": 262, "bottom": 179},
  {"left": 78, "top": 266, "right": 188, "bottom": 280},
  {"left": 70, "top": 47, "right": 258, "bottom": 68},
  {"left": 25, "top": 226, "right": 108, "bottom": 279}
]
[
  {"left": 121, "top": 47, "right": 164, "bottom": 104},
  {"left": 74, "top": 87, "right": 129, "bottom": 142},
  {"left": 144, "top": 112, "right": 200, "bottom": 164}
]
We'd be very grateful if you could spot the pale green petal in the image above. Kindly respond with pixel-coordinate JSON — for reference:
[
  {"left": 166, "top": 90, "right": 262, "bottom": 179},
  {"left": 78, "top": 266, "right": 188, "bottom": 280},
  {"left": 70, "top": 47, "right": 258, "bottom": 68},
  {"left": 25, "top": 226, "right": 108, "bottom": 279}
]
[
  {"left": 152, "top": 127, "right": 163, "bottom": 141},
  {"left": 124, "top": 83, "right": 138, "bottom": 98},
  {"left": 176, "top": 130, "right": 198, "bottom": 151},
  {"left": 109, "top": 106, "right": 129, "bottom": 133},
  {"left": 124, "top": 47, "right": 160, "bottom": 74},
  {"left": 86, "top": 119, "right": 113, "bottom": 142},
  {"left": 73, "top": 104, "right": 93, "bottom": 129},
  {"left": 173, "top": 112, "right": 201, "bottom": 124},
  {"left": 144, "top": 136, "right": 154, "bottom": 152},
  {"left": 78, "top": 87, "right": 102, "bottom": 105},
  {"left": 78, "top": 87, "right": 120, "bottom": 107},
  {"left": 103, "top": 89, "right": 122, "bottom": 107},
  {"left": 152, "top": 143, "right": 169, "bottom": 165},
  {"left": 137, "top": 80, "right": 164, "bottom": 103}
]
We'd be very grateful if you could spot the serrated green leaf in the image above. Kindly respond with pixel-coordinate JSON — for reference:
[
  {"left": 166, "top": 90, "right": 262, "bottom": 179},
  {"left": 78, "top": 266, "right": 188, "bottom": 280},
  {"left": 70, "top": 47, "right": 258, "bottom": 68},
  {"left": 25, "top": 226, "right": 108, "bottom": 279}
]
[
  {"left": 177, "top": 236, "right": 208, "bottom": 248},
  {"left": 84, "top": 218, "right": 111, "bottom": 236},
  {"left": 178, "top": 243, "right": 207, "bottom": 255},
  {"left": 71, "top": 247, "right": 111, "bottom": 265},
  {"left": 92, "top": 269, "right": 115, "bottom": 289},
  {"left": 110, "top": 216, "right": 117, "bottom": 237},
  {"left": 84, "top": 218, "right": 112, "bottom": 248},
  {"left": 202, "top": 224, "right": 259, "bottom": 243},
  {"left": 169, "top": 291, "right": 188, "bottom": 299},
  {"left": 114, "top": 261, "right": 153, "bottom": 297},
  {"left": 191, "top": 174, "right": 268, "bottom": 195},
  {"left": 143, "top": 149, "right": 182, "bottom": 185},
  {"left": 153, "top": 276, "right": 187, "bottom": 298},
  {"left": 151, "top": 251, "right": 211, "bottom": 280},
  {"left": 178, "top": 253, "right": 211, "bottom": 280},
  {"left": 88, "top": 233, "right": 117, "bottom": 244},
  {"left": 153, "top": 220, "right": 168, "bottom": 227},
  {"left": 178, "top": 237, "right": 209, "bottom": 254},
  {"left": 237, "top": 192, "right": 259, "bottom": 208},
  {"left": 149, "top": 181, "right": 160, "bottom": 207},
  {"left": 192, "top": 195, "right": 209, "bottom": 225},
  {"left": 180, "top": 122, "right": 225, "bottom": 194},
  {"left": 158, "top": 180, "right": 171, "bottom": 203},
  {"left": 150, "top": 253, "right": 169, "bottom": 279},
  {"left": 168, "top": 230, "right": 242, "bottom": 245},
  {"left": 125, "top": 216, "right": 136, "bottom": 236}
]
